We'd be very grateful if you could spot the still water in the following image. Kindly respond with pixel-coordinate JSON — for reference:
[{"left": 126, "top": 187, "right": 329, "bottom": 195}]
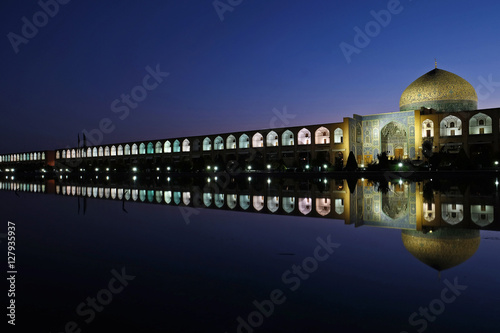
[{"left": 1, "top": 175, "right": 499, "bottom": 332}]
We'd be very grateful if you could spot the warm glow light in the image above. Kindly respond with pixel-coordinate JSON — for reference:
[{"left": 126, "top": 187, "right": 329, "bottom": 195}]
[
  {"left": 398, "top": 163, "right": 403, "bottom": 167},
  {"left": 267, "top": 164, "right": 271, "bottom": 169}
]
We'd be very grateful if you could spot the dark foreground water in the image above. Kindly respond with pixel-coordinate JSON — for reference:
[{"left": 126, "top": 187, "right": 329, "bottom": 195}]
[{"left": 1, "top": 176, "right": 499, "bottom": 332}]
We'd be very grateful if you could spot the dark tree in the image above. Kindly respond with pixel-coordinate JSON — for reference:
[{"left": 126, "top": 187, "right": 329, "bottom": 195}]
[{"left": 345, "top": 151, "right": 358, "bottom": 171}]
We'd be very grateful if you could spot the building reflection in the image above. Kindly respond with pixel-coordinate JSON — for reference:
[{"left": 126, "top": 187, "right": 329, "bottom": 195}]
[{"left": 1, "top": 176, "right": 499, "bottom": 272}]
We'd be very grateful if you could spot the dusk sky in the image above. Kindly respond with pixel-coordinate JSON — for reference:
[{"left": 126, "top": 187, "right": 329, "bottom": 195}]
[{"left": 2, "top": 0, "right": 500, "bottom": 153}]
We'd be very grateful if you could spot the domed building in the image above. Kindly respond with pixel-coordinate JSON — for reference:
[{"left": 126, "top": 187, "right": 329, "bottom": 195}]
[
  {"left": 402, "top": 229, "right": 480, "bottom": 272},
  {"left": 400, "top": 67, "right": 478, "bottom": 112},
  {"left": 3, "top": 63, "right": 500, "bottom": 173}
]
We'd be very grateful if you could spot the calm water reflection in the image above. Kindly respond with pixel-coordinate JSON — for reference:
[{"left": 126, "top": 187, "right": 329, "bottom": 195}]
[{"left": 1, "top": 175, "right": 499, "bottom": 332}]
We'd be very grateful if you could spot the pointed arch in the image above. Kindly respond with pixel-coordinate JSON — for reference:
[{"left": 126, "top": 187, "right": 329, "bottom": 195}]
[
  {"left": 266, "top": 131, "right": 279, "bottom": 147},
  {"left": 147, "top": 142, "right": 154, "bottom": 154},
  {"left": 164, "top": 141, "right": 172, "bottom": 153},
  {"left": 117, "top": 145, "right": 123, "bottom": 156},
  {"left": 252, "top": 133, "right": 264, "bottom": 147},
  {"left": 469, "top": 112, "right": 492, "bottom": 134},
  {"left": 239, "top": 134, "right": 250, "bottom": 148},
  {"left": 334, "top": 128, "right": 343, "bottom": 143},
  {"left": 203, "top": 137, "right": 212, "bottom": 151},
  {"left": 131, "top": 144, "right": 138, "bottom": 155},
  {"left": 282, "top": 130, "right": 294, "bottom": 146},
  {"left": 214, "top": 136, "right": 224, "bottom": 150},
  {"left": 440, "top": 116, "right": 462, "bottom": 136},
  {"left": 139, "top": 143, "right": 146, "bottom": 154},
  {"left": 226, "top": 135, "right": 237, "bottom": 149},
  {"left": 315, "top": 127, "right": 330, "bottom": 144},
  {"left": 182, "top": 139, "right": 190, "bottom": 152},
  {"left": 173, "top": 140, "right": 180, "bottom": 152},
  {"left": 298, "top": 128, "right": 311, "bottom": 145},
  {"left": 155, "top": 142, "right": 162, "bottom": 153},
  {"left": 422, "top": 119, "right": 434, "bottom": 138},
  {"left": 124, "top": 144, "right": 131, "bottom": 155}
]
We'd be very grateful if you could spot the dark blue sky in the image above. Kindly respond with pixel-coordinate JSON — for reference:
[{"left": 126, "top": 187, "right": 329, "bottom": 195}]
[{"left": 1, "top": 0, "right": 500, "bottom": 153}]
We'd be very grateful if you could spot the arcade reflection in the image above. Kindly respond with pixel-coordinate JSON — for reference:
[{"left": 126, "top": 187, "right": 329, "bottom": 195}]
[{"left": 2, "top": 176, "right": 499, "bottom": 274}]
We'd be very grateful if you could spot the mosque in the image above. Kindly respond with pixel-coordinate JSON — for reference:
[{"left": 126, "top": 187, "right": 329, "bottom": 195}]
[{"left": 1, "top": 64, "right": 499, "bottom": 171}]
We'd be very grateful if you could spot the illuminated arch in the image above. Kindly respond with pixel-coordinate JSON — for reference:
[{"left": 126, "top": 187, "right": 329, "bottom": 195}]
[
  {"left": 131, "top": 144, "right": 138, "bottom": 155},
  {"left": 422, "top": 119, "right": 434, "bottom": 138},
  {"left": 316, "top": 198, "right": 331, "bottom": 216},
  {"left": 440, "top": 116, "right": 462, "bottom": 136},
  {"left": 111, "top": 146, "right": 116, "bottom": 156},
  {"left": 147, "top": 142, "right": 154, "bottom": 154},
  {"left": 226, "top": 135, "right": 237, "bottom": 149},
  {"left": 203, "top": 193, "right": 212, "bottom": 207},
  {"left": 182, "top": 139, "right": 190, "bottom": 152},
  {"left": 315, "top": 127, "right": 330, "bottom": 144},
  {"left": 267, "top": 196, "right": 279, "bottom": 213},
  {"left": 173, "top": 140, "right": 180, "bottom": 153},
  {"left": 214, "top": 136, "right": 224, "bottom": 150},
  {"left": 334, "top": 128, "right": 343, "bottom": 143},
  {"left": 253, "top": 195, "right": 264, "bottom": 211},
  {"left": 98, "top": 147, "right": 104, "bottom": 157},
  {"left": 203, "top": 137, "right": 212, "bottom": 151},
  {"left": 252, "top": 133, "right": 264, "bottom": 147},
  {"left": 239, "top": 134, "right": 250, "bottom": 148},
  {"left": 155, "top": 142, "right": 162, "bottom": 153},
  {"left": 298, "top": 197, "right": 312, "bottom": 215},
  {"left": 214, "top": 194, "right": 224, "bottom": 208},
  {"left": 104, "top": 146, "right": 110, "bottom": 156},
  {"left": 282, "top": 130, "right": 294, "bottom": 146},
  {"left": 298, "top": 128, "right": 311, "bottom": 145},
  {"left": 469, "top": 112, "right": 492, "bottom": 134},
  {"left": 282, "top": 197, "right": 295, "bottom": 213},
  {"left": 124, "top": 144, "right": 131, "bottom": 155},
  {"left": 239, "top": 195, "right": 251, "bottom": 209},
  {"left": 139, "top": 143, "right": 146, "bottom": 154},
  {"left": 227, "top": 194, "right": 237, "bottom": 209},
  {"left": 442, "top": 204, "right": 464, "bottom": 224},
  {"left": 164, "top": 141, "right": 172, "bottom": 153},
  {"left": 266, "top": 131, "right": 279, "bottom": 147},
  {"left": 117, "top": 145, "right": 123, "bottom": 156}
]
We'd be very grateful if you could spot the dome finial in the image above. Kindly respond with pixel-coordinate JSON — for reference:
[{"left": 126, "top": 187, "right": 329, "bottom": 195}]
[{"left": 435, "top": 58, "right": 437, "bottom": 69}]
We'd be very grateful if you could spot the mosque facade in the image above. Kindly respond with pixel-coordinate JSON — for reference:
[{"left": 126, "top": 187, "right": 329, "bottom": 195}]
[{"left": 1, "top": 66, "right": 499, "bottom": 170}]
